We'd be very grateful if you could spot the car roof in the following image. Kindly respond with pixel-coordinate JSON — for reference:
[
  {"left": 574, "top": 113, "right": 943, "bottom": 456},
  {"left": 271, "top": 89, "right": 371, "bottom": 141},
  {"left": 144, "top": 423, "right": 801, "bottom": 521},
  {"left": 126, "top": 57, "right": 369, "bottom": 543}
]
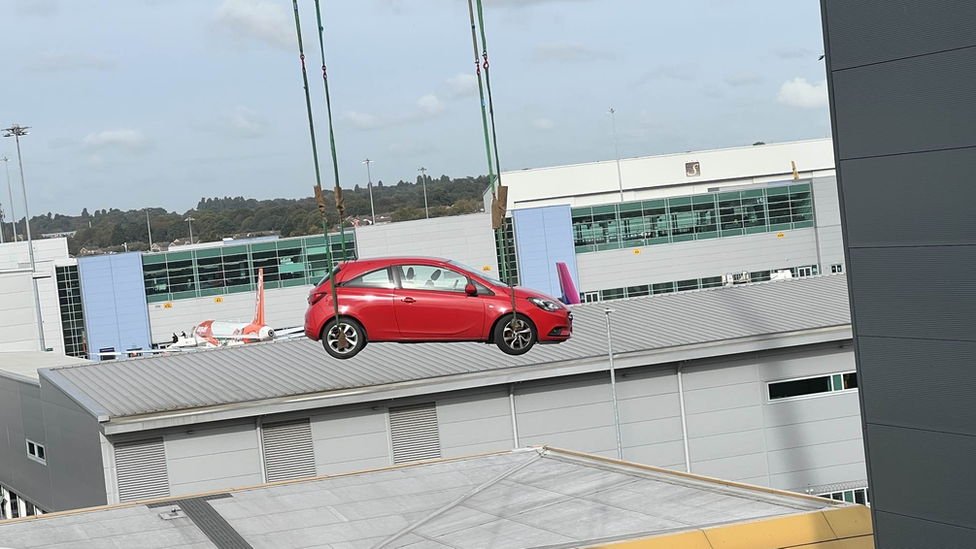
[{"left": 345, "top": 256, "right": 451, "bottom": 267}]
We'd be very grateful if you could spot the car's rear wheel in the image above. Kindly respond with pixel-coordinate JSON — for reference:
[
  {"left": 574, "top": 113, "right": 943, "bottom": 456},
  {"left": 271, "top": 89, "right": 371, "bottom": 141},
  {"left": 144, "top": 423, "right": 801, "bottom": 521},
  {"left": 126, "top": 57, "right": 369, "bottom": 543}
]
[
  {"left": 321, "top": 317, "right": 366, "bottom": 359},
  {"left": 493, "top": 314, "right": 536, "bottom": 356}
]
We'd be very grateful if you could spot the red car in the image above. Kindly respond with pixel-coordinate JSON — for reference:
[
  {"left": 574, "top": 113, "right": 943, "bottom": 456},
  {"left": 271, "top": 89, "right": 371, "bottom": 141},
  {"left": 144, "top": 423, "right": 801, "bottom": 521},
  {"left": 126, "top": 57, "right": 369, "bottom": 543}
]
[{"left": 305, "top": 257, "right": 573, "bottom": 359}]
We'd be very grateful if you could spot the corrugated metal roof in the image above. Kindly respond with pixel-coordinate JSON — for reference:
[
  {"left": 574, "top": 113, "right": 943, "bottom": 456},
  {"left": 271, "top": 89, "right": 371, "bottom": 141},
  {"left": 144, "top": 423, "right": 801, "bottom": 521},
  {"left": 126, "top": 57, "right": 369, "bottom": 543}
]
[{"left": 46, "top": 275, "right": 850, "bottom": 420}]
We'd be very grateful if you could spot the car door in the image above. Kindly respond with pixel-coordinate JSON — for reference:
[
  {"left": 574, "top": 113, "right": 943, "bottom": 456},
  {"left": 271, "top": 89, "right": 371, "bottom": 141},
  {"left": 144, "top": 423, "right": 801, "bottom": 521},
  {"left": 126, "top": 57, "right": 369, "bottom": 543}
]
[
  {"left": 337, "top": 267, "right": 398, "bottom": 340},
  {"left": 393, "top": 263, "right": 486, "bottom": 340}
]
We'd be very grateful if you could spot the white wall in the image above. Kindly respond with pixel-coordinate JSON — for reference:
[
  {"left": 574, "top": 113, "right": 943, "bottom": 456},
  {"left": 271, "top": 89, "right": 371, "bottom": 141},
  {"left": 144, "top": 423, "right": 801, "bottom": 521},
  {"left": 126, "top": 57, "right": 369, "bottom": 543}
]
[
  {"left": 0, "top": 239, "right": 70, "bottom": 354},
  {"left": 0, "top": 270, "right": 41, "bottom": 352},
  {"left": 499, "top": 139, "right": 836, "bottom": 210},
  {"left": 356, "top": 213, "right": 499, "bottom": 277}
]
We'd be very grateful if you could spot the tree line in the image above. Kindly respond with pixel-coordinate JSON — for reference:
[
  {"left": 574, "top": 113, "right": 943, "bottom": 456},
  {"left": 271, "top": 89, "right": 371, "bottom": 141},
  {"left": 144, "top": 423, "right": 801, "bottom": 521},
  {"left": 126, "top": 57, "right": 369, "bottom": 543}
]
[{"left": 0, "top": 174, "right": 489, "bottom": 256}]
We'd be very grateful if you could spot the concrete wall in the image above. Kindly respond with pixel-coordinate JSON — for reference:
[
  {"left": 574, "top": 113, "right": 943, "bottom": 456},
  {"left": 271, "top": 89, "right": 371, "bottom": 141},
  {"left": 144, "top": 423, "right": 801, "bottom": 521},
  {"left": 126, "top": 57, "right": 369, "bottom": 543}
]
[
  {"left": 822, "top": 2, "right": 976, "bottom": 544},
  {"left": 0, "top": 270, "right": 40, "bottom": 352},
  {"left": 498, "top": 139, "right": 835, "bottom": 210},
  {"left": 355, "top": 213, "right": 499, "bottom": 278},
  {"left": 78, "top": 253, "right": 152, "bottom": 358},
  {"left": 147, "top": 284, "right": 311, "bottom": 344},
  {"left": 0, "top": 373, "right": 106, "bottom": 515},
  {"left": 512, "top": 206, "right": 580, "bottom": 299}
]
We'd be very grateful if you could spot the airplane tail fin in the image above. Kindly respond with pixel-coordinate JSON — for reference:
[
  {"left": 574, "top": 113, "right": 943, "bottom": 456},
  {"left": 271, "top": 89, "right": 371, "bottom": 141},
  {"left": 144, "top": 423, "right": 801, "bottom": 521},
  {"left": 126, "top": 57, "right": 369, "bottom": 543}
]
[
  {"left": 253, "top": 268, "right": 266, "bottom": 325},
  {"left": 556, "top": 262, "right": 581, "bottom": 305}
]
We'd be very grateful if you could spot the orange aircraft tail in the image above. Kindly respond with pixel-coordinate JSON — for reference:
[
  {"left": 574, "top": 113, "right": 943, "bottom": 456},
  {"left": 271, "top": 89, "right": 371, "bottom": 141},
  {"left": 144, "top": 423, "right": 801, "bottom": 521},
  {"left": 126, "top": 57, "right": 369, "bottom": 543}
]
[{"left": 253, "top": 268, "right": 265, "bottom": 326}]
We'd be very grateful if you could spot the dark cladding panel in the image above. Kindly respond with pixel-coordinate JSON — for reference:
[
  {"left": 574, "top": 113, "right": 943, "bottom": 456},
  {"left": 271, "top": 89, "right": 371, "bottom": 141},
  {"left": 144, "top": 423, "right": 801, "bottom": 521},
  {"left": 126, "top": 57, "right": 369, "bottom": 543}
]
[
  {"left": 831, "top": 46, "right": 976, "bottom": 160},
  {"left": 866, "top": 424, "right": 976, "bottom": 531},
  {"left": 823, "top": 0, "right": 976, "bottom": 70},
  {"left": 838, "top": 149, "right": 976, "bottom": 248},
  {"left": 857, "top": 336, "right": 976, "bottom": 437},
  {"left": 874, "top": 511, "right": 976, "bottom": 549},
  {"left": 847, "top": 246, "right": 976, "bottom": 341}
]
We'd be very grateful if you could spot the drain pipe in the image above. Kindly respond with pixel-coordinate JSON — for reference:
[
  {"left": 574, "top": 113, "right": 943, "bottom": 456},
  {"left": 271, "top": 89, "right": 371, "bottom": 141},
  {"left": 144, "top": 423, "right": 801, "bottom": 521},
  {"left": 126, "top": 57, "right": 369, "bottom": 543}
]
[
  {"left": 509, "top": 383, "right": 520, "bottom": 448},
  {"left": 677, "top": 362, "right": 691, "bottom": 473}
]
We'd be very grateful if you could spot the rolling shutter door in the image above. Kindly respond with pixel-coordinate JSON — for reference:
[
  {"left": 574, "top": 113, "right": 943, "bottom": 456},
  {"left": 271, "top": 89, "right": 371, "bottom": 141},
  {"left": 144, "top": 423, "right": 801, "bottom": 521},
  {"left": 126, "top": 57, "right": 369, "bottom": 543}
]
[
  {"left": 114, "top": 438, "right": 170, "bottom": 503},
  {"left": 262, "top": 418, "right": 316, "bottom": 482},
  {"left": 389, "top": 403, "right": 441, "bottom": 465}
]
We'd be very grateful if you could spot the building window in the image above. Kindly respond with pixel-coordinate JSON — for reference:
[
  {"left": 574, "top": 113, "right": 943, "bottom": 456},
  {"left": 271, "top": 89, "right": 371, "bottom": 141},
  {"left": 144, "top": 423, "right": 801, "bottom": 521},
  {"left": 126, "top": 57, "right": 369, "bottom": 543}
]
[
  {"left": 56, "top": 265, "right": 88, "bottom": 359},
  {"left": 831, "top": 263, "right": 843, "bottom": 274},
  {"left": 582, "top": 292, "right": 599, "bottom": 303},
  {"left": 26, "top": 440, "right": 46, "bottom": 465},
  {"left": 768, "top": 371, "right": 857, "bottom": 401},
  {"left": 142, "top": 232, "right": 357, "bottom": 303},
  {"left": 571, "top": 182, "right": 816, "bottom": 254},
  {"left": 819, "top": 488, "right": 869, "bottom": 506}
]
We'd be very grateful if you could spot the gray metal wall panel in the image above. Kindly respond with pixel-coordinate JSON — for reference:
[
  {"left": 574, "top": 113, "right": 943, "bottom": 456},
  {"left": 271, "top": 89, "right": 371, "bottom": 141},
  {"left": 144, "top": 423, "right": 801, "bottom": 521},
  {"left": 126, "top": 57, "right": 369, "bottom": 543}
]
[
  {"left": 439, "top": 415, "right": 512, "bottom": 458},
  {"left": 762, "top": 392, "right": 861, "bottom": 428},
  {"left": 865, "top": 423, "right": 976, "bottom": 530},
  {"left": 763, "top": 416, "right": 862, "bottom": 453},
  {"left": 756, "top": 347, "right": 854, "bottom": 382},
  {"left": 769, "top": 462, "right": 868, "bottom": 493},
  {"left": 575, "top": 229, "right": 821, "bottom": 293},
  {"left": 311, "top": 407, "right": 390, "bottom": 475},
  {"left": 686, "top": 405, "right": 764, "bottom": 438},
  {"left": 164, "top": 421, "right": 262, "bottom": 496},
  {"left": 822, "top": 0, "right": 976, "bottom": 70},
  {"left": 873, "top": 510, "right": 976, "bottom": 549},
  {"left": 691, "top": 453, "right": 768, "bottom": 483},
  {"left": 857, "top": 336, "right": 976, "bottom": 437},
  {"left": 622, "top": 441, "right": 686, "bottom": 471},
  {"left": 683, "top": 382, "right": 760, "bottom": 415},
  {"left": 516, "top": 375, "right": 617, "bottom": 454},
  {"left": 689, "top": 430, "right": 766, "bottom": 463},
  {"left": 766, "top": 439, "right": 865, "bottom": 476},
  {"left": 839, "top": 149, "right": 976, "bottom": 247},
  {"left": 848, "top": 246, "right": 976, "bottom": 341},
  {"left": 831, "top": 47, "right": 976, "bottom": 160},
  {"left": 38, "top": 378, "right": 107, "bottom": 512},
  {"left": 681, "top": 362, "right": 757, "bottom": 391}
]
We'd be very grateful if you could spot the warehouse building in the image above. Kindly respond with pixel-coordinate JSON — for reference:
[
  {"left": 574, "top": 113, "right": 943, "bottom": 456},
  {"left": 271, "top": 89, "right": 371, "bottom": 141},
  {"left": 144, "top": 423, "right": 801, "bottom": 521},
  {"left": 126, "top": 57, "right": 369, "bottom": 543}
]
[
  {"left": 0, "top": 275, "right": 866, "bottom": 519},
  {"left": 0, "top": 446, "right": 874, "bottom": 549}
]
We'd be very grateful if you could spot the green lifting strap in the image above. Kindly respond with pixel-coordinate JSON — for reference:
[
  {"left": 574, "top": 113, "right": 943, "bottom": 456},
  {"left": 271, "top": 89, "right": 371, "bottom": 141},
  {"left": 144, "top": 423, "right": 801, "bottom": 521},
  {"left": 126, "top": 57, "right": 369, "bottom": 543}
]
[{"left": 291, "top": 0, "right": 345, "bottom": 349}]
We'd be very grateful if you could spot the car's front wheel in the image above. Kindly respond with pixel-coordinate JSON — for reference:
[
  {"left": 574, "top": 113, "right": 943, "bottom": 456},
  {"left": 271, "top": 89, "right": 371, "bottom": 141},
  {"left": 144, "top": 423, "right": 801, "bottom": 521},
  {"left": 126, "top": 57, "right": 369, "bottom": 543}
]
[
  {"left": 321, "top": 317, "right": 367, "bottom": 359},
  {"left": 493, "top": 314, "right": 536, "bottom": 356}
]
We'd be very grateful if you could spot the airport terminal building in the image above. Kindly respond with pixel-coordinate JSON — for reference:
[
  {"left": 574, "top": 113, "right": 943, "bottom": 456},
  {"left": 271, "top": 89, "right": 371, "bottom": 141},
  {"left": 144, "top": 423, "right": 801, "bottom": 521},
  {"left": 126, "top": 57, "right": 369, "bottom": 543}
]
[{"left": 0, "top": 138, "right": 842, "bottom": 359}]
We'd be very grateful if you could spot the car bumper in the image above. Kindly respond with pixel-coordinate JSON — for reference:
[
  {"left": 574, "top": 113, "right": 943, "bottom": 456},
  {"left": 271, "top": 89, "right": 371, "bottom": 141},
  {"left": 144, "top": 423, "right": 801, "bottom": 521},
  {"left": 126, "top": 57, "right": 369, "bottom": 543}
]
[
  {"left": 536, "top": 308, "right": 573, "bottom": 342},
  {"left": 304, "top": 305, "right": 328, "bottom": 341}
]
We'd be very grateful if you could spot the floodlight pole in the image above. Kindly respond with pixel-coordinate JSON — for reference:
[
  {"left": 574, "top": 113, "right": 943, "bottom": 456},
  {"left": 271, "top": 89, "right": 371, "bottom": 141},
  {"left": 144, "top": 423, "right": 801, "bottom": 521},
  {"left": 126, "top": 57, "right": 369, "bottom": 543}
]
[
  {"left": 2, "top": 156, "right": 15, "bottom": 241},
  {"left": 608, "top": 108, "right": 624, "bottom": 202},
  {"left": 363, "top": 158, "right": 375, "bottom": 225},
  {"left": 605, "top": 308, "right": 623, "bottom": 460},
  {"left": 418, "top": 167, "right": 429, "bottom": 219}
]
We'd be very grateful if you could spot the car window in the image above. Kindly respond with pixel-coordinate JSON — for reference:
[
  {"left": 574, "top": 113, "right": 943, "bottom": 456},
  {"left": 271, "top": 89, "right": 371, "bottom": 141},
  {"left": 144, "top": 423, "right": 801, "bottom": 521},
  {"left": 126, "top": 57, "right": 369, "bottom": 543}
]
[
  {"left": 397, "top": 265, "right": 467, "bottom": 293},
  {"left": 344, "top": 268, "right": 394, "bottom": 289}
]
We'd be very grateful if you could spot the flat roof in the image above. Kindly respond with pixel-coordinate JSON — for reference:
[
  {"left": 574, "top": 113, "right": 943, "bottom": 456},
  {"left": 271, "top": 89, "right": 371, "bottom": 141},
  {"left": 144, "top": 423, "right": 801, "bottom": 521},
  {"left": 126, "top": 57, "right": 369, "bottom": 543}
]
[
  {"left": 42, "top": 275, "right": 851, "bottom": 430},
  {"left": 0, "top": 447, "right": 871, "bottom": 549},
  {"left": 0, "top": 351, "right": 91, "bottom": 382}
]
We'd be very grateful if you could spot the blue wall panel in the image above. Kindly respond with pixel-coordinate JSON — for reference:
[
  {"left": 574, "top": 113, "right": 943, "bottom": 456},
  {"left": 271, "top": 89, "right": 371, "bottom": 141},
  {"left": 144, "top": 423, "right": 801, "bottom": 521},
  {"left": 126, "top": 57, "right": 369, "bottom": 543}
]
[
  {"left": 78, "top": 253, "right": 151, "bottom": 360},
  {"left": 513, "top": 206, "right": 580, "bottom": 299}
]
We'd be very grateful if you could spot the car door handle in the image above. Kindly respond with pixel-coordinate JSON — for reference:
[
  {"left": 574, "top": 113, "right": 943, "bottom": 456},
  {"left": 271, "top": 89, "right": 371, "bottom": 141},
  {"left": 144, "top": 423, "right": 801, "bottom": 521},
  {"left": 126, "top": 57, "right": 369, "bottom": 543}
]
[{"left": 401, "top": 297, "right": 416, "bottom": 303}]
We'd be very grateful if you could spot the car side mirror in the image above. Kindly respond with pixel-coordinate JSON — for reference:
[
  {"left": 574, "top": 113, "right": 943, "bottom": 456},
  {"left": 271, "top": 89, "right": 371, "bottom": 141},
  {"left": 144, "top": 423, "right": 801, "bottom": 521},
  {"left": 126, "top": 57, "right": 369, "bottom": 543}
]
[{"left": 465, "top": 283, "right": 478, "bottom": 296}]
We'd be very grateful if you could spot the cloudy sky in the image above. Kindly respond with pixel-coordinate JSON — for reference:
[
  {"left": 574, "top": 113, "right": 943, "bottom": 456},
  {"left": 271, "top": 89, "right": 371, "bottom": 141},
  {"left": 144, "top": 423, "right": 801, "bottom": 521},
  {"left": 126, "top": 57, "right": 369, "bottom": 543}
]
[{"left": 0, "top": 0, "right": 829, "bottom": 216}]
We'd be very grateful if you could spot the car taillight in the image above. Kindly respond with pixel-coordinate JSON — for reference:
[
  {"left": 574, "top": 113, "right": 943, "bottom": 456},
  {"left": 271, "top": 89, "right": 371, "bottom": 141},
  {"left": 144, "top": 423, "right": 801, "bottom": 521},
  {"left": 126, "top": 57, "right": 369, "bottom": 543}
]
[{"left": 310, "top": 291, "right": 327, "bottom": 305}]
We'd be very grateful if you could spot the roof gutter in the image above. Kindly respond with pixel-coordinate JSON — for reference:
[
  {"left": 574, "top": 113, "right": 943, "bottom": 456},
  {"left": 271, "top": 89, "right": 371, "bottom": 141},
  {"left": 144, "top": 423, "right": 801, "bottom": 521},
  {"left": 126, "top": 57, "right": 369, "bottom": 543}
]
[{"left": 99, "top": 325, "right": 852, "bottom": 436}]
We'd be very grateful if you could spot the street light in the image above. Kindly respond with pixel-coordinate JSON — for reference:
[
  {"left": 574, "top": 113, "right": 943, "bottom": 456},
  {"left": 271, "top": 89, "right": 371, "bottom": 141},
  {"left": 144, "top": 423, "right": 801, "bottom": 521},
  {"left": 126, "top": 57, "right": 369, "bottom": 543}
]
[
  {"left": 3, "top": 124, "right": 46, "bottom": 352},
  {"left": 1, "top": 156, "right": 15, "bottom": 242},
  {"left": 185, "top": 216, "right": 195, "bottom": 245},
  {"left": 362, "top": 158, "right": 375, "bottom": 225},
  {"left": 146, "top": 208, "right": 153, "bottom": 250},
  {"left": 608, "top": 108, "right": 624, "bottom": 202},
  {"left": 604, "top": 308, "right": 623, "bottom": 460},
  {"left": 418, "top": 167, "right": 430, "bottom": 219}
]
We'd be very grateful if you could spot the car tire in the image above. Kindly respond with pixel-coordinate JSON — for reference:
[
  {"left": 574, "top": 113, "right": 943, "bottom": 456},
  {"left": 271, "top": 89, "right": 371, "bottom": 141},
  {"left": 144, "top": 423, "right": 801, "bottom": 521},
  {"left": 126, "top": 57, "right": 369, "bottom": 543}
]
[
  {"left": 321, "top": 317, "right": 367, "bottom": 359},
  {"left": 493, "top": 314, "right": 536, "bottom": 356}
]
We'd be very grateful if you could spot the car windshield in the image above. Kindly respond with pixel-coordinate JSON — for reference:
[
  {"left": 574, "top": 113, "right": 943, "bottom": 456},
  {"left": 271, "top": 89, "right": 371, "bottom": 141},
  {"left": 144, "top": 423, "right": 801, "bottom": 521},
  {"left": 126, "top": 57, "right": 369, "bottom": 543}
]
[{"left": 448, "top": 260, "right": 503, "bottom": 286}]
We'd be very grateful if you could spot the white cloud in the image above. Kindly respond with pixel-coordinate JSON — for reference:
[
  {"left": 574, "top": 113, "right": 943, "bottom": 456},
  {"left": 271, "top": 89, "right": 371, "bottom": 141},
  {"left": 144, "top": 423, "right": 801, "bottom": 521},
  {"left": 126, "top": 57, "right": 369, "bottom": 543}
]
[
  {"left": 345, "top": 94, "right": 446, "bottom": 131},
  {"left": 777, "top": 77, "right": 828, "bottom": 109},
  {"left": 15, "top": 0, "right": 60, "bottom": 17},
  {"left": 772, "top": 46, "right": 815, "bottom": 60},
  {"left": 82, "top": 129, "right": 149, "bottom": 151},
  {"left": 532, "top": 42, "right": 614, "bottom": 63},
  {"left": 724, "top": 70, "right": 762, "bottom": 87},
  {"left": 417, "top": 94, "right": 445, "bottom": 116},
  {"left": 636, "top": 64, "right": 697, "bottom": 85},
  {"left": 446, "top": 73, "right": 479, "bottom": 98},
  {"left": 531, "top": 118, "right": 555, "bottom": 131},
  {"left": 229, "top": 106, "right": 267, "bottom": 137},
  {"left": 26, "top": 54, "right": 115, "bottom": 73},
  {"left": 211, "top": 0, "right": 293, "bottom": 51}
]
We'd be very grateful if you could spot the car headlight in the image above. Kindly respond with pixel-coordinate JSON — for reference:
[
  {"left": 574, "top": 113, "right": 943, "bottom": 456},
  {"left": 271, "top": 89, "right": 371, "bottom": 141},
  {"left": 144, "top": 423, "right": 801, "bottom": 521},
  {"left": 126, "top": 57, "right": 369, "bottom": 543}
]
[{"left": 527, "top": 297, "right": 562, "bottom": 312}]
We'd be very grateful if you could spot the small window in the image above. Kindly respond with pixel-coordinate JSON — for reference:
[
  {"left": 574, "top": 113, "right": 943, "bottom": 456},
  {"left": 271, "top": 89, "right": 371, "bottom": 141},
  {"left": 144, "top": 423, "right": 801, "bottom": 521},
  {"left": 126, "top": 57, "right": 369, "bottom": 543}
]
[
  {"left": 768, "top": 371, "right": 858, "bottom": 401},
  {"left": 583, "top": 292, "right": 599, "bottom": 303},
  {"left": 344, "top": 268, "right": 394, "bottom": 289},
  {"left": 26, "top": 439, "right": 46, "bottom": 465}
]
